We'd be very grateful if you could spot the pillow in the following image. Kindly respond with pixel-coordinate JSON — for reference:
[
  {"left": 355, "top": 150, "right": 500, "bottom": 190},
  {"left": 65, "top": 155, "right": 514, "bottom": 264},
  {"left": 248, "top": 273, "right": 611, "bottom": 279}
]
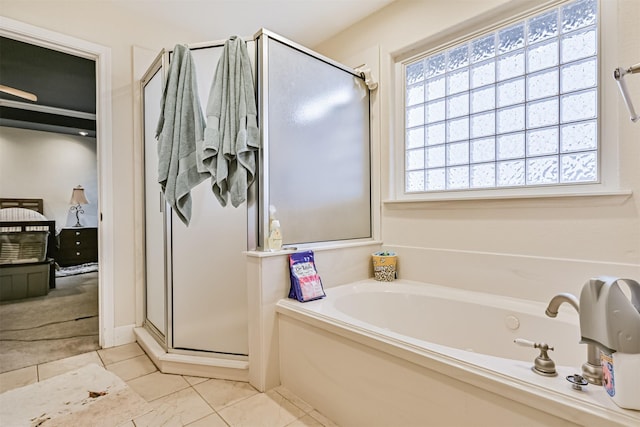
[{"left": 0, "top": 207, "right": 47, "bottom": 221}]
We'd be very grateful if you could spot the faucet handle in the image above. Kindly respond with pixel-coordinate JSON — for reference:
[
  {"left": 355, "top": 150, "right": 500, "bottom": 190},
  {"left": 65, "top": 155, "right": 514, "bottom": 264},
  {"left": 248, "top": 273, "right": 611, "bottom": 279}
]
[
  {"left": 514, "top": 338, "right": 557, "bottom": 377},
  {"left": 514, "top": 338, "right": 537, "bottom": 348}
]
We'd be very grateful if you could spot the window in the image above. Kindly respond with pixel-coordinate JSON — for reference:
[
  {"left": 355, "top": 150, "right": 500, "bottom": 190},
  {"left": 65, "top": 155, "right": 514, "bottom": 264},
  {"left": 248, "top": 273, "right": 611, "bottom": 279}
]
[{"left": 404, "top": 0, "right": 598, "bottom": 194}]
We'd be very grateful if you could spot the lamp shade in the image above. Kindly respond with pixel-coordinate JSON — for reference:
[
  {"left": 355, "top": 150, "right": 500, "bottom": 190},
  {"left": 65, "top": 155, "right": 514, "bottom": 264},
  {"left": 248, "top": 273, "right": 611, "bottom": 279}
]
[{"left": 69, "top": 185, "right": 89, "bottom": 205}]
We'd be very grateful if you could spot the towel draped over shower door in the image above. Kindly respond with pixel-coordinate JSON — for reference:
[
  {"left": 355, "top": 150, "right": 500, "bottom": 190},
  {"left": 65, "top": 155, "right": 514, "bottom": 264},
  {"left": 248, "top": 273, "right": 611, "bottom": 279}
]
[
  {"left": 200, "top": 36, "right": 260, "bottom": 208},
  {"left": 155, "top": 44, "right": 208, "bottom": 226}
]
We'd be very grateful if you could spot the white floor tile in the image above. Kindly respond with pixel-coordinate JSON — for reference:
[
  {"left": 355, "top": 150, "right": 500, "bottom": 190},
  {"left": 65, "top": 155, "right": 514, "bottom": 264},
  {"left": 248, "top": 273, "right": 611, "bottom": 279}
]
[
  {"left": 218, "top": 389, "right": 306, "bottom": 427},
  {"left": 38, "top": 351, "right": 103, "bottom": 381},
  {"left": 98, "top": 342, "right": 144, "bottom": 365},
  {"left": 185, "top": 412, "right": 229, "bottom": 427},
  {"left": 0, "top": 365, "right": 37, "bottom": 394},
  {"left": 133, "top": 387, "right": 214, "bottom": 426},
  {"left": 184, "top": 375, "right": 209, "bottom": 386},
  {"left": 286, "top": 414, "right": 325, "bottom": 427},
  {"left": 106, "top": 354, "right": 157, "bottom": 381},
  {"left": 127, "top": 371, "right": 190, "bottom": 402},
  {"left": 193, "top": 377, "right": 258, "bottom": 410}
]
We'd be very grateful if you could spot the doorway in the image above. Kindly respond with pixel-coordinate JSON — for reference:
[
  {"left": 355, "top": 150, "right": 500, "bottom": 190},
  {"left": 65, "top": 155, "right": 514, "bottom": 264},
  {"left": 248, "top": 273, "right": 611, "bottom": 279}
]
[{"left": 0, "top": 17, "right": 115, "bottom": 362}]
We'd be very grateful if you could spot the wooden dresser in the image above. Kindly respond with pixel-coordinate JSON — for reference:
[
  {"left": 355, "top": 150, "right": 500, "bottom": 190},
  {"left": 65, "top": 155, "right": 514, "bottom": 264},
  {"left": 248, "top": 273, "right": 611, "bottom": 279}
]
[{"left": 57, "top": 227, "right": 98, "bottom": 267}]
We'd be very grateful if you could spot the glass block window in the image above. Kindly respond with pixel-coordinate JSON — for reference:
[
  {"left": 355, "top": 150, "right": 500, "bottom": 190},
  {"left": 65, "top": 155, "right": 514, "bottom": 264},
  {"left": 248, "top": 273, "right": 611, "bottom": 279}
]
[{"left": 404, "top": 0, "right": 598, "bottom": 193}]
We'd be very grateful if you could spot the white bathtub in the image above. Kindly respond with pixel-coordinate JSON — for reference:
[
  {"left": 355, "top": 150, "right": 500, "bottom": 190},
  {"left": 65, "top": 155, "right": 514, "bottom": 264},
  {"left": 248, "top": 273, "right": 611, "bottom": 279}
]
[{"left": 276, "top": 279, "right": 640, "bottom": 427}]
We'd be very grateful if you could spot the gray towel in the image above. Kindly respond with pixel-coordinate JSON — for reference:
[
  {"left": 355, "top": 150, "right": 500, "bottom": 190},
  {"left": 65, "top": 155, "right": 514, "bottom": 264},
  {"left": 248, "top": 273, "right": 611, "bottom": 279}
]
[
  {"left": 156, "top": 44, "right": 208, "bottom": 226},
  {"left": 200, "top": 36, "right": 260, "bottom": 207}
]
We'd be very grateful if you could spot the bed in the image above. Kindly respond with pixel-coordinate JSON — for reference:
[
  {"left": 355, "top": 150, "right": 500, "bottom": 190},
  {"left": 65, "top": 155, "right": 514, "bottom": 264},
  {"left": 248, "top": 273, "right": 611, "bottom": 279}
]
[{"left": 0, "top": 198, "right": 58, "bottom": 300}]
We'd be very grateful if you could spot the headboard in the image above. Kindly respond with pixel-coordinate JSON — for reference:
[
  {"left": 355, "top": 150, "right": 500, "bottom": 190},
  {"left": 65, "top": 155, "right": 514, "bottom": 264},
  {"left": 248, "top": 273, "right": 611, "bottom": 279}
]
[{"left": 0, "top": 198, "right": 44, "bottom": 214}]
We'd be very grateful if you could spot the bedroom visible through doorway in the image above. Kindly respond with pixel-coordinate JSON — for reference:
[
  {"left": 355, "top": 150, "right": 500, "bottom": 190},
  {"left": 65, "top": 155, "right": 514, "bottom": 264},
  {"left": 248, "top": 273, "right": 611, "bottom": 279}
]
[{"left": 0, "top": 16, "right": 114, "bottom": 369}]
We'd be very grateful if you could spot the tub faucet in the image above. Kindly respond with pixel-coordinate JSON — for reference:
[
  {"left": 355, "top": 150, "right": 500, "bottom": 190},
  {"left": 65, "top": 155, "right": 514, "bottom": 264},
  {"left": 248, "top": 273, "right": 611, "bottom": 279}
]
[{"left": 545, "top": 293, "right": 603, "bottom": 386}]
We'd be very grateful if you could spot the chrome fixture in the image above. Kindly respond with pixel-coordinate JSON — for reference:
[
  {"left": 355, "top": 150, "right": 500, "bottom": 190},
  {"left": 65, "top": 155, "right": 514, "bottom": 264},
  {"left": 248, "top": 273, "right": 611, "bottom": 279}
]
[
  {"left": 613, "top": 62, "right": 640, "bottom": 122},
  {"left": 545, "top": 293, "right": 603, "bottom": 385},
  {"left": 566, "top": 374, "right": 589, "bottom": 391},
  {"left": 514, "top": 338, "right": 557, "bottom": 376}
]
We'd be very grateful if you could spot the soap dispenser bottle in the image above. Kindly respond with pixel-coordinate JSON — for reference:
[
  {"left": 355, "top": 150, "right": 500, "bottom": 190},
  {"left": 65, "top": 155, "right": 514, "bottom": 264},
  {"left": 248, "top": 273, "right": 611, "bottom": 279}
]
[{"left": 267, "top": 205, "right": 283, "bottom": 251}]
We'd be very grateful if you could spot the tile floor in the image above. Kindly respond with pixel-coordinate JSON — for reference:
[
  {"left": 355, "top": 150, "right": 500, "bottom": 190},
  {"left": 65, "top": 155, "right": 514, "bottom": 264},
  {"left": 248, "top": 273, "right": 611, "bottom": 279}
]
[{"left": 0, "top": 343, "right": 338, "bottom": 427}]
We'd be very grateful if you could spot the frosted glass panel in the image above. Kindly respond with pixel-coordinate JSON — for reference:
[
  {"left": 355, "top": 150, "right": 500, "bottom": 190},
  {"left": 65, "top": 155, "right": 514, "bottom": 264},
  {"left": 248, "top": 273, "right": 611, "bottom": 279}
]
[
  {"left": 406, "top": 171, "right": 425, "bottom": 192},
  {"left": 527, "top": 155, "right": 559, "bottom": 184},
  {"left": 471, "top": 60, "right": 495, "bottom": 88},
  {"left": 426, "top": 122, "right": 446, "bottom": 145},
  {"left": 561, "top": 57, "right": 597, "bottom": 93},
  {"left": 471, "top": 163, "right": 495, "bottom": 187},
  {"left": 406, "top": 83, "right": 424, "bottom": 106},
  {"left": 497, "top": 50, "right": 524, "bottom": 81},
  {"left": 561, "top": 89, "right": 596, "bottom": 122},
  {"left": 406, "top": 148, "right": 425, "bottom": 170},
  {"left": 498, "top": 23, "right": 524, "bottom": 54},
  {"left": 497, "top": 133, "right": 525, "bottom": 160},
  {"left": 427, "top": 100, "right": 446, "bottom": 122},
  {"left": 562, "top": 0, "right": 597, "bottom": 32},
  {"left": 426, "top": 169, "right": 446, "bottom": 190},
  {"left": 561, "top": 28, "right": 596, "bottom": 63},
  {"left": 406, "top": 61, "right": 425, "bottom": 84},
  {"left": 406, "top": 127, "right": 424, "bottom": 149},
  {"left": 143, "top": 67, "right": 165, "bottom": 336},
  {"left": 427, "top": 76, "right": 446, "bottom": 100},
  {"left": 426, "top": 145, "right": 446, "bottom": 168},
  {"left": 497, "top": 160, "right": 525, "bottom": 186},
  {"left": 447, "top": 166, "right": 469, "bottom": 189},
  {"left": 497, "top": 77, "right": 525, "bottom": 107},
  {"left": 561, "top": 151, "right": 597, "bottom": 182},
  {"left": 447, "top": 45, "right": 469, "bottom": 70},
  {"left": 427, "top": 53, "right": 446, "bottom": 77},
  {"left": 267, "top": 39, "right": 370, "bottom": 244},
  {"left": 528, "top": 40, "right": 558, "bottom": 73},
  {"left": 407, "top": 105, "right": 424, "bottom": 127},
  {"left": 447, "top": 142, "right": 469, "bottom": 166},
  {"left": 471, "top": 86, "right": 495, "bottom": 113},
  {"left": 560, "top": 120, "right": 597, "bottom": 152},
  {"left": 528, "top": 10, "right": 558, "bottom": 44},
  {"left": 447, "top": 93, "right": 469, "bottom": 118},
  {"left": 472, "top": 35, "right": 495, "bottom": 63}
]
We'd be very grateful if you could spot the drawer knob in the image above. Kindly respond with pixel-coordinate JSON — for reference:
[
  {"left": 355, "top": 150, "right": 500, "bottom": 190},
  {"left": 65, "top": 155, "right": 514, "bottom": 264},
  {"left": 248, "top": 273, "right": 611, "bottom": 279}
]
[
  {"left": 76, "top": 252, "right": 81, "bottom": 256},
  {"left": 76, "top": 242, "right": 80, "bottom": 246},
  {"left": 75, "top": 231, "right": 80, "bottom": 236}
]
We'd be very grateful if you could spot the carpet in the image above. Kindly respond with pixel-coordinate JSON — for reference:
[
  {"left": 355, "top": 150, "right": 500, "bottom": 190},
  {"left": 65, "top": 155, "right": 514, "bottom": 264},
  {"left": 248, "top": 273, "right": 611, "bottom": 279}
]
[
  {"left": 0, "top": 363, "right": 150, "bottom": 426},
  {"left": 55, "top": 262, "right": 99, "bottom": 277},
  {"left": 0, "top": 272, "right": 99, "bottom": 373}
]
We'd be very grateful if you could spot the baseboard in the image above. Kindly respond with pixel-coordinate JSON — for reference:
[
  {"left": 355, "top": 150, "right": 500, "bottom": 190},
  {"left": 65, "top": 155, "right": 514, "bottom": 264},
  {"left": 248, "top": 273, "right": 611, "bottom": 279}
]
[
  {"left": 112, "top": 324, "right": 136, "bottom": 347},
  {"left": 133, "top": 327, "right": 249, "bottom": 382}
]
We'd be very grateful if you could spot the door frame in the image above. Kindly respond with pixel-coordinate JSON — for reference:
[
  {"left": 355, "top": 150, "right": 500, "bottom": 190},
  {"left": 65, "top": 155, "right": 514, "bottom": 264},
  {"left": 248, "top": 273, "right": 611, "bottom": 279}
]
[{"left": 0, "top": 16, "right": 115, "bottom": 347}]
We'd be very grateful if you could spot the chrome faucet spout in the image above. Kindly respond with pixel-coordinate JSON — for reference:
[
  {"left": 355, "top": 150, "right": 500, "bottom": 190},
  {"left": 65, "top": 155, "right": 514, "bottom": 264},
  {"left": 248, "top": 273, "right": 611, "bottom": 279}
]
[
  {"left": 545, "top": 292, "right": 580, "bottom": 317},
  {"left": 545, "top": 292, "right": 603, "bottom": 386}
]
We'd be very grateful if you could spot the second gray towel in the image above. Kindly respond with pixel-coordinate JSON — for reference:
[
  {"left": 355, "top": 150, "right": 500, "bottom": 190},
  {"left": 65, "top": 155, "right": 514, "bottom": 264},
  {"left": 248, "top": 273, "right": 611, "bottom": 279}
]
[{"left": 200, "top": 36, "right": 260, "bottom": 208}]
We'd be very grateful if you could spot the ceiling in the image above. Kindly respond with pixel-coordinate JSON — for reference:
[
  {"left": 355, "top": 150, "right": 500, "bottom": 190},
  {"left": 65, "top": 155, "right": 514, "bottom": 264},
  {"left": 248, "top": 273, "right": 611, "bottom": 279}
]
[
  {"left": 0, "top": 36, "right": 97, "bottom": 137},
  {"left": 0, "top": 0, "right": 394, "bottom": 138}
]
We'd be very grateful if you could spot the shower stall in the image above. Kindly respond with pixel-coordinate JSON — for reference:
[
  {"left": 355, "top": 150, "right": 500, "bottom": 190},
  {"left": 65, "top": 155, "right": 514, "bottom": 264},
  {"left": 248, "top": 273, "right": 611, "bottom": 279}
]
[{"left": 140, "top": 29, "right": 371, "bottom": 372}]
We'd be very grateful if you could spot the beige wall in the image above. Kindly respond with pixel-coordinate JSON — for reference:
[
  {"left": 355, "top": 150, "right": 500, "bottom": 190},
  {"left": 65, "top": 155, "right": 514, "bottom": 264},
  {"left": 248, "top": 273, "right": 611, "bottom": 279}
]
[
  {"left": 0, "top": 127, "right": 98, "bottom": 229},
  {"left": 0, "top": 127, "right": 98, "bottom": 228},
  {"left": 316, "top": 0, "right": 640, "bottom": 300}
]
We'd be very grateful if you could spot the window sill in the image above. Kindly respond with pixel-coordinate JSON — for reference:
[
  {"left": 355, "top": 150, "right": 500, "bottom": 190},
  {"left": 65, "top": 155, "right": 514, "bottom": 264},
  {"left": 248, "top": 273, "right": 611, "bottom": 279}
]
[{"left": 384, "top": 188, "right": 633, "bottom": 209}]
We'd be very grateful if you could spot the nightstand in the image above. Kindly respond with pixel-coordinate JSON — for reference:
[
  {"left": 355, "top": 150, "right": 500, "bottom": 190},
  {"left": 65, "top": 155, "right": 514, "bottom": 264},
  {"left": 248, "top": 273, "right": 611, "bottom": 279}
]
[{"left": 57, "top": 227, "right": 98, "bottom": 267}]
